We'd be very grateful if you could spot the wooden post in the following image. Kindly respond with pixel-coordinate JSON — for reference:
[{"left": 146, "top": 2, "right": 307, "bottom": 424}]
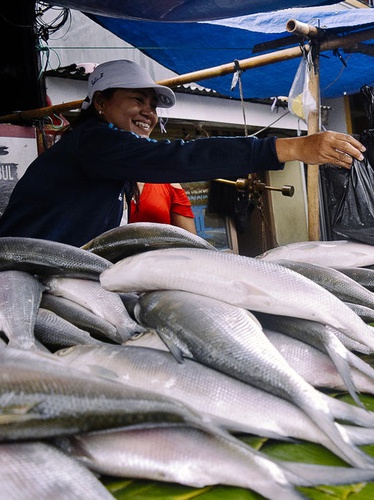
[
  {"left": 306, "top": 48, "right": 321, "bottom": 241},
  {"left": 286, "top": 19, "right": 322, "bottom": 241}
]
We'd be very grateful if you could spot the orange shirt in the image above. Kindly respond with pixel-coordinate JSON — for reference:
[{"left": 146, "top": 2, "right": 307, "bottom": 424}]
[{"left": 129, "top": 183, "right": 194, "bottom": 224}]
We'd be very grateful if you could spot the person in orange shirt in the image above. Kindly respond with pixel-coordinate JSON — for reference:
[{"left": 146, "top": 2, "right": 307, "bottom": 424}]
[{"left": 129, "top": 182, "right": 197, "bottom": 234}]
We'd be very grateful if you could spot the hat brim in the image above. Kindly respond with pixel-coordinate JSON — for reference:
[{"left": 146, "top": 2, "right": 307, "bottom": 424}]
[
  {"left": 148, "top": 84, "right": 176, "bottom": 108},
  {"left": 81, "top": 84, "right": 175, "bottom": 110}
]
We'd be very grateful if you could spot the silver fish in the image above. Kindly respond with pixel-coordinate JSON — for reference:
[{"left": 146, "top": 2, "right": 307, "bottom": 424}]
[
  {"left": 56, "top": 344, "right": 374, "bottom": 450},
  {"left": 0, "top": 270, "right": 45, "bottom": 349},
  {"left": 336, "top": 266, "right": 374, "bottom": 292},
  {"left": 345, "top": 301, "right": 374, "bottom": 323},
  {"left": 100, "top": 247, "right": 374, "bottom": 351},
  {"left": 35, "top": 308, "right": 106, "bottom": 350},
  {"left": 264, "top": 328, "right": 374, "bottom": 395},
  {"left": 40, "top": 293, "right": 120, "bottom": 343},
  {"left": 43, "top": 277, "right": 145, "bottom": 342},
  {"left": 255, "top": 312, "right": 374, "bottom": 406},
  {"left": 56, "top": 425, "right": 374, "bottom": 500},
  {"left": 82, "top": 221, "right": 216, "bottom": 262},
  {"left": 276, "top": 259, "right": 374, "bottom": 310},
  {"left": 0, "top": 441, "right": 114, "bottom": 499},
  {"left": 0, "top": 347, "right": 212, "bottom": 442},
  {"left": 256, "top": 240, "right": 374, "bottom": 268},
  {"left": 134, "top": 289, "right": 374, "bottom": 469},
  {"left": 0, "top": 236, "right": 111, "bottom": 280},
  {"left": 118, "top": 292, "right": 141, "bottom": 319},
  {"left": 255, "top": 311, "right": 373, "bottom": 355}
]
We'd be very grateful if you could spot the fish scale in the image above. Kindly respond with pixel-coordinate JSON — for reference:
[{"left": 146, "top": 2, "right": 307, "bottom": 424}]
[
  {"left": 56, "top": 344, "right": 374, "bottom": 450},
  {"left": 0, "top": 347, "right": 217, "bottom": 442},
  {"left": 56, "top": 425, "right": 374, "bottom": 498},
  {"left": 264, "top": 328, "right": 374, "bottom": 394},
  {"left": 0, "top": 270, "right": 45, "bottom": 349},
  {"left": 0, "top": 441, "right": 115, "bottom": 499},
  {"left": 336, "top": 266, "right": 374, "bottom": 292},
  {"left": 35, "top": 308, "right": 106, "bottom": 350},
  {"left": 100, "top": 247, "right": 374, "bottom": 351},
  {"left": 56, "top": 426, "right": 306, "bottom": 499},
  {"left": 82, "top": 221, "right": 216, "bottom": 262},
  {"left": 254, "top": 312, "right": 374, "bottom": 406},
  {"left": 135, "top": 289, "right": 374, "bottom": 469},
  {"left": 256, "top": 240, "right": 374, "bottom": 268},
  {"left": 276, "top": 259, "right": 374, "bottom": 310},
  {"left": 40, "top": 293, "right": 121, "bottom": 343},
  {"left": 0, "top": 236, "right": 111, "bottom": 280},
  {"left": 43, "top": 276, "right": 145, "bottom": 342}
]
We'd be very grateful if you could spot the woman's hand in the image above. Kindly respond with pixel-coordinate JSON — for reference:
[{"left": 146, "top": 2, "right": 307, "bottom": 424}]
[{"left": 276, "top": 131, "right": 366, "bottom": 168}]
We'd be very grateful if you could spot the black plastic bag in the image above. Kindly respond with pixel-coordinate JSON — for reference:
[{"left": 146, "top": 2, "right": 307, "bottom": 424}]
[
  {"left": 319, "top": 163, "right": 348, "bottom": 240},
  {"left": 332, "top": 156, "right": 374, "bottom": 245},
  {"left": 361, "top": 85, "right": 374, "bottom": 129},
  {"left": 361, "top": 129, "right": 374, "bottom": 169}
]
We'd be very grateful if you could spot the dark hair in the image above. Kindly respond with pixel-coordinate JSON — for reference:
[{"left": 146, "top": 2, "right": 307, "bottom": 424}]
[{"left": 74, "top": 88, "right": 118, "bottom": 127}]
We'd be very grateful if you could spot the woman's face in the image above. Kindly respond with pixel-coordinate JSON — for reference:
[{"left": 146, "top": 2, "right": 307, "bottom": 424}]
[{"left": 94, "top": 88, "right": 159, "bottom": 137}]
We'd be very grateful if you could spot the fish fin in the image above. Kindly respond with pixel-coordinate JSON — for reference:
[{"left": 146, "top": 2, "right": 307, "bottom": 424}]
[
  {"left": 325, "top": 344, "right": 364, "bottom": 409},
  {"left": 279, "top": 460, "right": 374, "bottom": 487},
  {"left": 325, "top": 393, "right": 374, "bottom": 427},
  {"left": 344, "top": 424, "right": 374, "bottom": 446},
  {"left": 302, "top": 396, "right": 374, "bottom": 468},
  {"left": 346, "top": 349, "right": 374, "bottom": 382},
  {"left": 54, "top": 435, "right": 96, "bottom": 462},
  {"left": 156, "top": 330, "right": 185, "bottom": 363}
]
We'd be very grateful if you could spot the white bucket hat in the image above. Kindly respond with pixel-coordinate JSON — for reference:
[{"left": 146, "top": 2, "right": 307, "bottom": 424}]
[{"left": 82, "top": 59, "right": 176, "bottom": 109}]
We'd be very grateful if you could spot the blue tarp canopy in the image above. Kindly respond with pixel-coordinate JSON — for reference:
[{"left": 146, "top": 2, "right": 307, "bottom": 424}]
[
  {"left": 87, "top": 7, "right": 374, "bottom": 100},
  {"left": 46, "top": 0, "right": 341, "bottom": 22},
  {"left": 44, "top": 1, "right": 374, "bottom": 100}
]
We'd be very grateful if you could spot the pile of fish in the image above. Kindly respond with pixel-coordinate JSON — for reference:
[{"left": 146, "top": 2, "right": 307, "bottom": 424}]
[{"left": 3, "top": 226, "right": 374, "bottom": 499}]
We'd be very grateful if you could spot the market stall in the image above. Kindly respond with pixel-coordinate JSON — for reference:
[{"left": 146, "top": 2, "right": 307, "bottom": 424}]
[{"left": 2, "top": 3, "right": 374, "bottom": 499}]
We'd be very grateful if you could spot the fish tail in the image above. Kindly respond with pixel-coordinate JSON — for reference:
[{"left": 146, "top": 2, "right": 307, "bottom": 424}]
[
  {"left": 325, "top": 394, "right": 374, "bottom": 427},
  {"left": 190, "top": 420, "right": 308, "bottom": 500},
  {"left": 340, "top": 424, "right": 374, "bottom": 446},
  {"left": 280, "top": 460, "right": 374, "bottom": 487},
  {"left": 325, "top": 344, "right": 364, "bottom": 408},
  {"left": 303, "top": 401, "right": 374, "bottom": 468},
  {"left": 347, "top": 349, "right": 374, "bottom": 382}
]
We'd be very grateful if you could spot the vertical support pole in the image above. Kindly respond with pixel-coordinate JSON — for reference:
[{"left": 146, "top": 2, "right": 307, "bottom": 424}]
[{"left": 306, "top": 45, "right": 321, "bottom": 241}]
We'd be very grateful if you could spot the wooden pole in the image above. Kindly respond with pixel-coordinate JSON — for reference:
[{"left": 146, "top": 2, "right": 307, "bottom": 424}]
[
  {"left": 158, "top": 26, "right": 374, "bottom": 85},
  {"left": 1, "top": 26, "right": 374, "bottom": 124},
  {"left": 287, "top": 19, "right": 322, "bottom": 241},
  {"left": 306, "top": 49, "right": 321, "bottom": 241}
]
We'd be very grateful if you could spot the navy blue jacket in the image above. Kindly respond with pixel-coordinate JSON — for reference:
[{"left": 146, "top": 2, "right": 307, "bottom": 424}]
[{"left": 0, "top": 118, "right": 284, "bottom": 247}]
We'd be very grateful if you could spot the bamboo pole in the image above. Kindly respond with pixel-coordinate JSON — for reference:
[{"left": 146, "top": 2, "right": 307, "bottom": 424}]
[
  {"left": 1, "top": 26, "right": 374, "bottom": 124},
  {"left": 157, "top": 26, "right": 374, "bottom": 86},
  {"left": 0, "top": 100, "right": 84, "bottom": 124},
  {"left": 287, "top": 19, "right": 322, "bottom": 241},
  {"left": 306, "top": 52, "right": 321, "bottom": 241}
]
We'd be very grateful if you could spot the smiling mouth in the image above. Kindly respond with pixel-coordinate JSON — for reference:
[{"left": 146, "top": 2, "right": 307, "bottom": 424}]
[{"left": 133, "top": 120, "right": 151, "bottom": 131}]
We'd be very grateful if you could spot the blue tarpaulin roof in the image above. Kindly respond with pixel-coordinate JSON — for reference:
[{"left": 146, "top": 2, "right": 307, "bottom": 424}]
[
  {"left": 46, "top": 0, "right": 341, "bottom": 22},
  {"left": 87, "top": 7, "right": 374, "bottom": 100},
  {"left": 44, "top": 1, "right": 374, "bottom": 100}
]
